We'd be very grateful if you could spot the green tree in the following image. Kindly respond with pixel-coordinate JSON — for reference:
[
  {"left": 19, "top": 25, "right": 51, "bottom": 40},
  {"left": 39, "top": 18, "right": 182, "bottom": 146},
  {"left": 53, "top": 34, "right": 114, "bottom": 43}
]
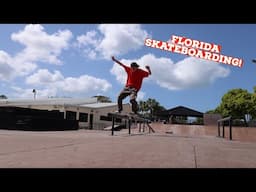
[
  {"left": 253, "top": 86, "right": 256, "bottom": 94},
  {"left": 194, "top": 117, "right": 204, "bottom": 124},
  {"left": 205, "top": 109, "right": 217, "bottom": 114},
  {"left": 138, "top": 100, "right": 149, "bottom": 113},
  {"left": 251, "top": 87, "right": 256, "bottom": 119},
  {"left": 92, "top": 95, "right": 112, "bottom": 103},
  {"left": 217, "top": 88, "right": 254, "bottom": 126},
  {"left": 138, "top": 98, "right": 166, "bottom": 119},
  {"left": 205, "top": 107, "right": 222, "bottom": 114}
]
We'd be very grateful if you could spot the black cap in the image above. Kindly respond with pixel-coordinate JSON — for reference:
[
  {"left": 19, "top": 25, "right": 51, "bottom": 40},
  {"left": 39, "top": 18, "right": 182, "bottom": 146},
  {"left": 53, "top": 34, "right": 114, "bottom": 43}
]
[{"left": 131, "top": 62, "right": 139, "bottom": 68}]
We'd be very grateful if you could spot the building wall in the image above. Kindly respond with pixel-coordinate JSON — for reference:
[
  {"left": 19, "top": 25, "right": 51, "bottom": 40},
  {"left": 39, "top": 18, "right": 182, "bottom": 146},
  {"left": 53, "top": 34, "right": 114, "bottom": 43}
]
[
  {"left": 9, "top": 102, "right": 132, "bottom": 130},
  {"left": 204, "top": 113, "right": 222, "bottom": 125},
  {"left": 88, "top": 104, "right": 131, "bottom": 130},
  {"left": 25, "top": 103, "right": 131, "bottom": 130}
]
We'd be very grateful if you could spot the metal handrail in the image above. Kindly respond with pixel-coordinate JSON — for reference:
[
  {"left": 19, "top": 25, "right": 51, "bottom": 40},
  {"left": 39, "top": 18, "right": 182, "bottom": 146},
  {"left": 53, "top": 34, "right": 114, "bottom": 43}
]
[{"left": 217, "top": 116, "right": 232, "bottom": 140}]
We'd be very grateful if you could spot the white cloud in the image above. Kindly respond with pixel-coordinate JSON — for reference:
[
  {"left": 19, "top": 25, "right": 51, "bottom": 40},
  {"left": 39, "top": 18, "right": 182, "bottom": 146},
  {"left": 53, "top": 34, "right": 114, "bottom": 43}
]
[
  {"left": 76, "top": 24, "right": 149, "bottom": 59},
  {"left": 77, "top": 30, "right": 100, "bottom": 47},
  {"left": 56, "top": 75, "right": 111, "bottom": 92},
  {"left": 0, "top": 24, "right": 73, "bottom": 81},
  {"left": 170, "top": 57, "right": 230, "bottom": 89},
  {"left": 11, "top": 59, "right": 37, "bottom": 77},
  {"left": 26, "top": 69, "right": 64, "bottom": 85},
  {"left": 0, "top": 50, "right": 37, "bottom": 80},
  {"left": 11, "top": 24, "right": 73, "bottom": 65},
  {"left": 110, "top": 54, "right": 230, "bottom": 90},
  {"left": 137, "top": 91, "right": 146, "bottom": 101},
  {"left": 0, "top": 51, "right": 15, "bottom": 80},
  {"left": 24, "top": 69, "right": 112, "bottom": 98}
]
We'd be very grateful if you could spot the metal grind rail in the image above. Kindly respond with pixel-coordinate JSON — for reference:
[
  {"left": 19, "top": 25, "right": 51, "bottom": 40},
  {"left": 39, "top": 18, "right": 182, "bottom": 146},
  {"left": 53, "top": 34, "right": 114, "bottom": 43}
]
[
  {"left": 108, "top": 113, "right": 155, "bottom": 136},
  {"left": 217, "top": 116, "right": 232, "bottom": 140}
]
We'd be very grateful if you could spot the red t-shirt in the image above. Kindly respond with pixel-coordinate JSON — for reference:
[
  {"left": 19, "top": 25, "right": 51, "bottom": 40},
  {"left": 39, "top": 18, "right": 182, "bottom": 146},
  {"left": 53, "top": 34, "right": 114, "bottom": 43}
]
[{"left": 123, "top": 65, "right": 149, "bottom": 91}]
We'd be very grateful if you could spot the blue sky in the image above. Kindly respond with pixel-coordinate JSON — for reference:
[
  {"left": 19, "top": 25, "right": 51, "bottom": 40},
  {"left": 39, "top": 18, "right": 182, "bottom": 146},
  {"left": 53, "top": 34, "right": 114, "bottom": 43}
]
[{"left": 0, "top": 24, "right": 256, "bottom": 113}]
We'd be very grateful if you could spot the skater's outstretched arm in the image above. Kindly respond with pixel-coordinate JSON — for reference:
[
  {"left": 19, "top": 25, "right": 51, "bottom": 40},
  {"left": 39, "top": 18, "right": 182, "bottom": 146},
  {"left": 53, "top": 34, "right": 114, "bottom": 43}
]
[
  {"left": 111, "top": 56, "right": 126, "bottom": 68},
  {"left": 145, "top": 65, "right": 152, "bottom": 75}
]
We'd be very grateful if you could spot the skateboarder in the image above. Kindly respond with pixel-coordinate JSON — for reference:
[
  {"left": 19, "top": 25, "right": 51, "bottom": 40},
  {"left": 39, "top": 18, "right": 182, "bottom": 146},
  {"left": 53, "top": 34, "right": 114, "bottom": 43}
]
[{"left": 111, "top": 56, "right": 152, "bottom": 115}]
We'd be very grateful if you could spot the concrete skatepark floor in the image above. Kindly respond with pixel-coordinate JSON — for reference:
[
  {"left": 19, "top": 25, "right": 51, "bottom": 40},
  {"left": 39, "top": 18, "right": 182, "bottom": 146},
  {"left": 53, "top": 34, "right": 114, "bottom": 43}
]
[{"left": 0, "top": 123, "right": 256, "bottom": 168}]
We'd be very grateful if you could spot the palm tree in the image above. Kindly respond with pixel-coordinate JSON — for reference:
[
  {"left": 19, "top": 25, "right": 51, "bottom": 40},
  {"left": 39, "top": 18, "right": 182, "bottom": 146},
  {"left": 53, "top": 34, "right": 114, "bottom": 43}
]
[
  {"left": 138, "top": 98, "right": 166, "bottom": 119},
  {"left": 138, "top": 100, "right": 149, "bottom": 116},
  {"left": 147, "top": 98, "right": 155, "bottom": 116}
]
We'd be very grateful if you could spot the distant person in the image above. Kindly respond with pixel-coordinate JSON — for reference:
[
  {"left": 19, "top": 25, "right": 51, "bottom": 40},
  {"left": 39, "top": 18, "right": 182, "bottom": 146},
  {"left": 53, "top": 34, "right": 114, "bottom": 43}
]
[{"left": 111, "top": 56, "right": 152, "bottom": 115}]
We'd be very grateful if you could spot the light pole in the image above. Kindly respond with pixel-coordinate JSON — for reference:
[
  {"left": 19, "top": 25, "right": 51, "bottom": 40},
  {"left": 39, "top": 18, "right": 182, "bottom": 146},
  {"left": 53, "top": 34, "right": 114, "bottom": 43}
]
[{"left": 32, "top": 89, "right": 36, "bottom": 100}]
